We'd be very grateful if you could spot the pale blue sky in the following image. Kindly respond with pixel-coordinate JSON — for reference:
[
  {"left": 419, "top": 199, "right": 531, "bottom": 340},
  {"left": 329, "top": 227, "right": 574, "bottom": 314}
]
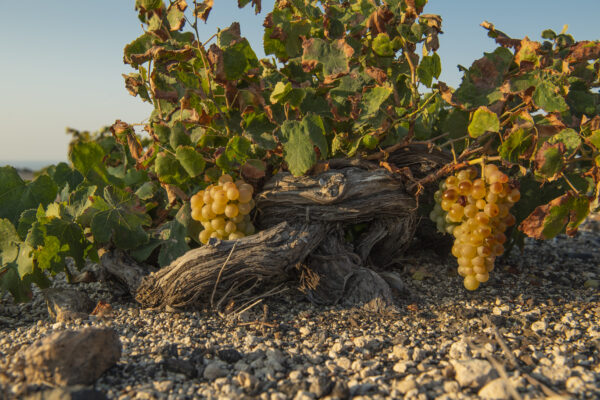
[{"left": 1, "top": 0, "right": 598, "bottom": 168}]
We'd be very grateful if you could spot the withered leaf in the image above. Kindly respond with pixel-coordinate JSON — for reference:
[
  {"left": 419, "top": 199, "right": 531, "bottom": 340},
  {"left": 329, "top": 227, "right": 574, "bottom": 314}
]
[
  {"left": 194, "top": 0, "right": 213, "bottom": 22},
  {"left": 567, "top": 41, "right": 600, "bottom": 63}
]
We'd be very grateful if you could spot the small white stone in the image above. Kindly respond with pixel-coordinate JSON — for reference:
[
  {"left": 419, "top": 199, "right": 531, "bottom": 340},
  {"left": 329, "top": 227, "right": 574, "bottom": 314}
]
[
  {"left": 478, "top": 378, "right": 511, "bottom": 400},
  {"left": 451, "top": 359, "right": 496, "bottom": 388},
  {"left": 531, "top": 320, "right": 548, "bottom": 332},
  {"left": 566, "top": 376, "right": 585, "bottom": 394},
  {"left": 393, "top": 361, "right": 408, "bottom": 374}
]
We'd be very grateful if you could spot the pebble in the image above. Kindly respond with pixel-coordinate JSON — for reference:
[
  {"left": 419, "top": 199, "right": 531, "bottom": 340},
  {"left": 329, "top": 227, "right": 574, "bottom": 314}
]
[
  {"left": 478, "top": 378, "right": 511, "bottom": 400},
  {"left": 451, "top": 359, "right": 496, "bottom": 388}
]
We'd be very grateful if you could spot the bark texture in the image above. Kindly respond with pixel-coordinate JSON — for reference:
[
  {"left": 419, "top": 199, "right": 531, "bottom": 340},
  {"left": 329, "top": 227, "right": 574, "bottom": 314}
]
[{"left": 135, "top": 147, "right": 450, "bottom": 311}]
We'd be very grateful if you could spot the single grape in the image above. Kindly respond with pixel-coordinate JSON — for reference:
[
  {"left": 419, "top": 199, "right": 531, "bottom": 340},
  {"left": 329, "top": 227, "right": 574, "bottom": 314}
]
[
  {"left": 484, "top": 164, "right": 499, "bottom": 178},
  {"left": 457, "top": 170, "right": 471, "bottom": 181},
  {"left": 244, "top": 223, "right": 256, "bottom": 235},
  {"left": 203, "top": 190, "right": 213, "bottom": 204},
  {"left": 464, "top": 275, "right": 480, "bottom": 290},
  {"left": 226, "top": 186, "right": 240, "bottom": 201},
  {"left": 490, "top": 182, "right": 504, "bottom": 195},
  {"left": 238, "top": 188, "right": 253, "bottom": 203},
  {"left": 484, "top": 203, "right": 500, "bottom": 218},
  {"left": 202, "top": 204, "right": 216, "bottom": 220},
  {"left": 476, "top": 272, "right": 490, "bottom": 283},
  {"left": 507, "top": 189, "right": 521, "bottom": 203},
  {"left": 498, "top": 204, "right": 509, "bottom": 218},
  {"left": 476, "top": 199, "right": 487, "bottom": 210},
  {"left": 228, "top": 231, "right": 245, "bottom": 240},
  {"left": 199, "top": 229, "right": 211, "bottom": 244},
  {"left": 213, "top": 190, "right": 228, "bottom": 205},
  {"left": 471, "top": 187, "right": 486, "bottom": 200},
  {"left": 218, "top": 174, "right": 233, "bottom": 184},
  {"left": 445, "top": 176, "right": 459, "bottom": 187},
  {"left": 238, "top": 202, "right": 252, "bottom": 215},
  {"left": 211, "top": 201, "right": 226, "bottom": 215},
  {"left": 232, "top": 213, "right": 245, "bottom": 223},
  {"left": 211, "top": 216, "right": 226, "bottom": 231},
  {"left": 504, "top": 214, "right": 516, "bottom": 226},
  {"left": 191, "top": 208, "right": 203, "bottom": 221},
  {"left": 448, "top": 204, "right": 464, "bottom": 222},
  {"left": 464, "top": 204, "right": 478, "bottom": 218},
  {"left": 475, "top": 212, "right": 490, "bottom": 225},
  {"left": 224, "top": 221, "right": 237, "bottom": 234},
  {"left": 477, "top": 246, "right": 492, "bottom": 257},
  {"left": 442, "top": 189, "right": 458, "bottom": 201},
  {"left": 225, "top": 204, "right": 239, "bottom": 218},
  {"left": 494, "top": 232, "right": 506, "bottom": 244},
  {"left": 191, "top": 192, "right": 204, "bottom": 209},
  {"left": 460, "top": 244, "right": 477, "bottom": 258},
  {"left": 458, "top": 181, "right": 473, "bottom": 196}
]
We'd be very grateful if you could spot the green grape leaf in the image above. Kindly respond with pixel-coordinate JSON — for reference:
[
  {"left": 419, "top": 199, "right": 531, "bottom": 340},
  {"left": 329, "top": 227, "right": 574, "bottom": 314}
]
[
  {"left": 417, "top": 53, "right": 441, "bottom": 88},
  {"left": 67, "top": 185, "right": 97, "bottom": 221},
  {"left": 515, "top": 37, "right": 540, "bottom": 67},
  {"left": 44, "top": 217, "right": 89, "bottom": 269},
  {"left": 499, "top": 128, "right": 534, "bottom": 163},
  {"left": 280, "top": 121, "right": 316, "bottom": 177},
  {"left": 0, "top": 167, "right": 58, "bottom": 225},
  {"left": 263, "top": 9, "right": 310, "bottom": 59},
  {"left": 136, "top": 0, "right": 163, "bottom": 11},
  {"left": 169, "top": 122, "right": 192, "bottom": 149},
  {"left": 69, "top": 141, "right": 112, "bottom": 186},
  {"left": 34, "top": 235, "right": 63, "bottom": 273},
  {"left": 548, "top": 128, "right": 581, "bottom": 156},
  {"left": 223, "top": 39, "right": 259, "bottom": 80},
  {"left": 519, "top": 193, "right": 590, "bottom": 239},
  {"left": 588, "top": 129, "right": 600, "bottom": 150},
  {"left": 46, "top": 162, "right": 83, "bottom": 192},
  {"left": 372, "top": 33, "right": 394, "bottom": 57},
  {"left": 302, "top": 38, "right": 354, "bottom": 79},
  {"left": 468, "top": 106, "right": 500, "bottom": 138},
  {"left": 155, "top": 152, "right": 188, "bottom": 185},
  {"left": 442, "top": 109, "right": 469, "bottom": 139},
  {"left": 242, "top": 112, "right": 277, "bottom": 150},
  {"left": 176, "top": 146, "right": 205, "bottom": 177},
  {"left": 532, "top": 81, "right": 568, "bottom": 113},
  {"left": 17, "top": 209, "right": 38, "bottom": 240},
  {"left": 156, "top": 219, "right": 190, "bottom": 267},
  {"left": 135, "top": 182, "right": 156, "bottom": 200},
  {"left": 89, "top": 186, "right": 151, "bottom": 250},
  {"left": 359, "top": 84, "right": 393, "bottom": 118},
  {"left": 270, "top": 82, "right": 306, "bottom": 108},
  {"left": 302, "top": 114, "right": 328, "bottom": 158},
  {"left": 0, "top": 218, "right": 20, "bottom": 264},
  {"left": 124, "top": 33, "right": 155, "bottom": 66},
  {"left": 541, "top": 29, "right": 556, "bottom": 40},
  {"left": 166, "top": 0, "right": 186, "bottom": 31},
  {"left": 534, "top": 141, "right": 565, "bottom": 179}
]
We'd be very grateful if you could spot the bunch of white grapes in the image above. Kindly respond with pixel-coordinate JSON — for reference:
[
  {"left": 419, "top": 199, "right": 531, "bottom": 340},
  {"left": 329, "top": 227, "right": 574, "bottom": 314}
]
[
  {"left": 190, "top": 174, "right": 256, "bottom": 244},
  {"left": 430, "top": 164, "right": 520, "bottom": 290}
]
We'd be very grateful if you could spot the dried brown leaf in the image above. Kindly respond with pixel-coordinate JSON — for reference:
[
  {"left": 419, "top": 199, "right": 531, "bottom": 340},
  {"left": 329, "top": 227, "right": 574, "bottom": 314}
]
[
  {"left": 194, "top": 0, "right": 213, "bottom": 22},
  {"left": 567, "top": 41, "right": 600, "bottom": 63},
  {"left": 519, "top": 194, "right": 571, "bottom": 239}
]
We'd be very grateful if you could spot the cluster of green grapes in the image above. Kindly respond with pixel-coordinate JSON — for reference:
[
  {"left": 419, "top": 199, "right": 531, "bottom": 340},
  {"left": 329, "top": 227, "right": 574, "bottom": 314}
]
[
  {"left": 430, "top": 164, "right": 520, "bottom": 290},
  {"left": 190, "top": 174, "right": 256, "bottom": 244}
]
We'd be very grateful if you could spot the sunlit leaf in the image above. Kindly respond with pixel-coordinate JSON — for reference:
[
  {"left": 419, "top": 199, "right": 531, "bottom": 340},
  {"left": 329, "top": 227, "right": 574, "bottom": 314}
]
[{"left": 468, "top": 106, "right": 499, "bottom": 138}]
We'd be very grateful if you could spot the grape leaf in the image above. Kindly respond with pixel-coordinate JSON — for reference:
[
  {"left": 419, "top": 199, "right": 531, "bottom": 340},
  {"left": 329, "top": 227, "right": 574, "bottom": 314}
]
[
  {"left": 155, "top": 152, "right": 188, "bottom": 185},
  {"left": 46, "top": 162, "right": 83, "bottom": 192},
  {"left": 372, "top": 33, "right": 394, "bottom": 57},
  {"left": 242, "top": 112, "right": 277, "bottom": 150},
  {"left": 519, "top": 193, "right": 589, "bottom": 239},
  {"left": 548, "top": 128, "right": 581, "bottom": 156},
  {"left": 468, "top": 106, "right": 499, "bottom": 138},
  {"left": 417, "top": 53, "right": 441, "bottom": 88},
  {"left": 359, "top": 85, "right": 393, "bottom": 118},
  {"left": 69, "top": 141, "right": 112, "bottom": 186},
  {"left": 499, "top": 128, "right": 533, "bottom": 163},
  {"left": 533, "top": 81, "right": 568, "bottom": 113},
  {"left": 0, "top": 166, "right": 58, "bottom": 225},
  {"left": 280, "top": 121, "right": 316, "bottom": 177},
  {"left": 88, "top": 186, "right": 151, "bottom": 250},
  {"left": 176, "top": 146, "right": 206, "bottom": 177},
  {"left": 535, "top": 141, "right": 565, "bottom": 179},
  {"left": 302, "top": 38, "right": 354, "bottom": 79},
  {"left": 223, "top": 39, "right": 259, "bottom": 80}
]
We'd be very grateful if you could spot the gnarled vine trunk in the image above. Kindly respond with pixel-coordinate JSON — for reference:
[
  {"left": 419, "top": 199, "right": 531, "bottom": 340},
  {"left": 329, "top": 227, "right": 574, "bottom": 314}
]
[{"left": 134, "top": 146, "right": 450, "bottom": 312}]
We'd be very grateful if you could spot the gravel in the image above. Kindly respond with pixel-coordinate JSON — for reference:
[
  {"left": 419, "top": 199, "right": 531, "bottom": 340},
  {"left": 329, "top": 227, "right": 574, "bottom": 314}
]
[{"left": 1, "top": 224, "right": 599, "bottom": 399}]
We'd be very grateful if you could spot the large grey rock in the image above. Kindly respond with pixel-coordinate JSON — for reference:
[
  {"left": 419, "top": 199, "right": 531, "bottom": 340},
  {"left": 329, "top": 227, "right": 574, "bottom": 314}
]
[
  {"left": 451, "top": 359, "right": 496, "bottom": 388},
  {"left": 23, "top": 327, "right": 121, "bottom": 385},
  {"left": 25, "top": 386, "right": 108, "bottom": 400},
  {"left": 43, "top": 288, "right": 95, "bottom": 322}
]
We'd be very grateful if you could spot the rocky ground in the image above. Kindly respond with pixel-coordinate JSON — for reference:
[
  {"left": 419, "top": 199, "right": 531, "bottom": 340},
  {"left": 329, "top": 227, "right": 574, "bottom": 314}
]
[{"left": 1, "top": 222, "right": 599, "bottom": 400}]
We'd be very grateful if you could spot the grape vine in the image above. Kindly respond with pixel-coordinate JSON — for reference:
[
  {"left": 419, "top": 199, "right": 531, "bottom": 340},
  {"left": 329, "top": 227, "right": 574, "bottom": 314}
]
[{"left": 1, "top": 0, "right": 600, "bottom": 300}]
